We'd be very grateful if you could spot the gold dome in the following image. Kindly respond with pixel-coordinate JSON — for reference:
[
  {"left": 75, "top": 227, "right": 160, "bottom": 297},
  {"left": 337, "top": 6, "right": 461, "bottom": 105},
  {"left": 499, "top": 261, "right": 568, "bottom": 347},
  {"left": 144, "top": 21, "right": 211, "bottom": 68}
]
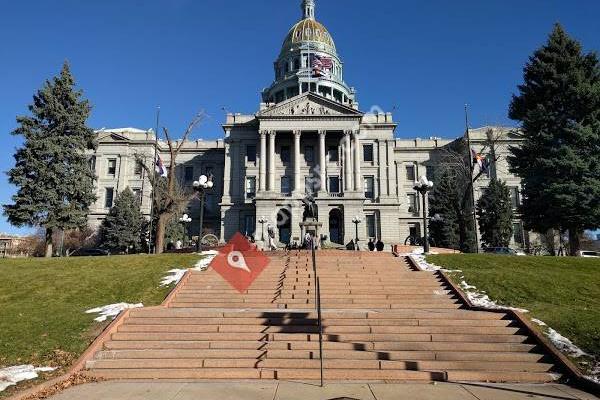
[{"left": 282, "top": 18, "right": 336, "bottom": 50}]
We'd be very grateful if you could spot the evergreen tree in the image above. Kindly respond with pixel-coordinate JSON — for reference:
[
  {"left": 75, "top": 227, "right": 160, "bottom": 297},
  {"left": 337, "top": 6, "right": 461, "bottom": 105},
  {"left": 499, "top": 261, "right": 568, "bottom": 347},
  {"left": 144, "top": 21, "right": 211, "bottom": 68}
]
[
  {"left": 4, "top": 62, "right": 97, "bottom": 257},
  {"left": 509, "top": 24, "right": 600, "bottom": 255},
  {"left": 164, "top": 215, "right": 187, "bottom": 248},
  {"left": 476, "top": 179, "right": 514, "bottom": 248},
  {"left": 429, "top": 171, "right": 459, "bottom": 249},
  {"left": 99, "top": 188, "right": 145, "bottom": 253}
]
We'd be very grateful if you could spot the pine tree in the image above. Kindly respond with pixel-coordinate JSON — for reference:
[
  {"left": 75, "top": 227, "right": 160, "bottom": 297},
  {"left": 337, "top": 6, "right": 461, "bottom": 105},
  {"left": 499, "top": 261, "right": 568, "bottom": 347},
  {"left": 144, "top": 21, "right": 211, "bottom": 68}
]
[
  {"left": 4, "top": 62, "right": 97, "bottom": 257},
  {"left": 99, "top": 188, "right": 145, "bottom": 253},
  {"left": 476, "top": 179, "right": 514, "bottom": 248},
  {"left": 509, "top": 24, "right": 600, "bottom": 255},
  {"left": 429, "top": 171, "right": 460, "bottom": 249}
]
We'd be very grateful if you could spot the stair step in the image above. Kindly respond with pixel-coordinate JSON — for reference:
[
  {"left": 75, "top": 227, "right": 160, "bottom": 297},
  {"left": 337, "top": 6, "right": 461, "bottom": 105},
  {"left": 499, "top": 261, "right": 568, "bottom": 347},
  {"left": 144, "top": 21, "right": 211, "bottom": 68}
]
[
  {"left": 87, "top": 358, "right": 554, "bottom": 373},
  {"left": 118, "top": 324, "right": 520, "bottom": 335}
]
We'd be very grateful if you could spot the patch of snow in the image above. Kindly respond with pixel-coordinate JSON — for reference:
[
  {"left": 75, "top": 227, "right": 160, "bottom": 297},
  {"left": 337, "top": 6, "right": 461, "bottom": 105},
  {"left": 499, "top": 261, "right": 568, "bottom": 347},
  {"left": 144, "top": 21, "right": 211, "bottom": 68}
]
[
  {"left": 160, "top": 269, "right": 187, "bottom": 286},
  {"left": 531, "top": 319, "right": 588, "bottom": 358},
  {"left": 85, "top": 303, "right": 143, "bottom": 322},
  {"left": 458, "top": 281, "right": 529, "bottom": 313},
  {"left": 159, "top": 250, "right": 219, "bottom": 287},
  {"left": 587, "top": 362, "right": 600, "bottom": 383},
  {"left": 0, "top": 365, "right": 56, "bottom": 392},
  {"left": 531, "top": 318, "right": 599, "bottom": 382},
  {"left": 409, "top": 254, "right": 460, "bottom": 273}
]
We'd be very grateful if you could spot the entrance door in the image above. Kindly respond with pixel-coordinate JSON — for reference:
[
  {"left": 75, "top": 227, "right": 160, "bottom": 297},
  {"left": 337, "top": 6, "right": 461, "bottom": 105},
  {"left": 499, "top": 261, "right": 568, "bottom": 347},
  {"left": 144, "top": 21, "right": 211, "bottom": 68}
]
[
  {"left": 329, "top": 209, "right": 343, "bottom": 244},
  {"left": 277, "top": 208, "right": 292, "bottom": 244}
]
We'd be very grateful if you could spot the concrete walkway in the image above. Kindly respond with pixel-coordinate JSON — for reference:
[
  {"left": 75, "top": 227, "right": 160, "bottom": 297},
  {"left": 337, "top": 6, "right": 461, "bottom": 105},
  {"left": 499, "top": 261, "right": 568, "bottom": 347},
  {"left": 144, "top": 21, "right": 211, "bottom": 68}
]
[{"left": 48, "top": 381, "right": 598, "bottom": 400}]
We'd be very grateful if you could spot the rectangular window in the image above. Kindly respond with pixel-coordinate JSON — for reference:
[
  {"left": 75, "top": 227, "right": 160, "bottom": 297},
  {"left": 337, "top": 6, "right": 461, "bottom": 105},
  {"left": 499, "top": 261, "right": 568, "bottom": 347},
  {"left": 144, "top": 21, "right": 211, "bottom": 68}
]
[
  {"left": 89, "top": 156, "right": 96, "bottom": 173},
  {"left": 244, "top": 215, "right": 256, "bottom": 237},
  {"left": 247, "top": 145, "right": 257, "bottom": 163},
  {"left": 366, "top": 214, "right": 376, "bottom": 238},
  {"left": 133, "top": 161, "right": 143, "bottom": 177},
  {"left": 281, "top": 176, "right": 291, "bottom": 194},
  {"left": 328, "top": 176, "right": 340, "bottom": 193},
  {"left": 364, "top": 176, "right": 375, "bottom": 199},
  {"left": 184, "top": 166, "right": 194, "bottom": 183},
  {"left": 104, "top": 188, "right": 114, "bottom": 208},
  {"left": 363, "top": 144, "right": 374, "bottom": 162},
  {"left": 510, "top": 187, "right": 521, "bottom": 209},
  {"left": 407, "top": 193, "right": 418, "bottom": 214},
  {"left": 245, "top": 177, "right": 256, "bottom": 199},
  {"left": 132, "top": 188, "right": 142, "bottom": 205},
  {"left": 513, "top": 222, "right": 524, "bottom": 245},
  {"left": 281, "top": 146, "right": 291, "bottom": 163},
  {"left": 327, "top": 146, "right": 339, "bottom": 162},
  {"left": 107, "top": 159, "right": 117, "bottom": 176},
  {"left": 405, "top": 165, "right": 416, "bottom": 182},
  {"left": 305, "top": 176, "right": 316, "bottom": 195},
  {"left": 304, "top": 146, "right": 314, "bottom": 163}
]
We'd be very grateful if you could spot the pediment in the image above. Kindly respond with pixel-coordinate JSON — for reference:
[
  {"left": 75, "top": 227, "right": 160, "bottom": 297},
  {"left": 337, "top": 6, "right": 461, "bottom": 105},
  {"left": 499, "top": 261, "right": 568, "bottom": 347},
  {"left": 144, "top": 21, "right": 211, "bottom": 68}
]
[
  {"left": 258, "top": 93, "right": 362, "bottom": 118},
  {"left": 97, "top": 132, "right": 131, "bottom": 142}
]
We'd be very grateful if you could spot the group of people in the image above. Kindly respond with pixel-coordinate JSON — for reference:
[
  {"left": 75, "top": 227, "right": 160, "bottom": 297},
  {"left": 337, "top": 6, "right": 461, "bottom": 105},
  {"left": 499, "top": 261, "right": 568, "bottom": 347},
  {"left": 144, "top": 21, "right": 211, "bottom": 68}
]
[{"left": 367, "top": 238, "right": 385, "bottom": 252}]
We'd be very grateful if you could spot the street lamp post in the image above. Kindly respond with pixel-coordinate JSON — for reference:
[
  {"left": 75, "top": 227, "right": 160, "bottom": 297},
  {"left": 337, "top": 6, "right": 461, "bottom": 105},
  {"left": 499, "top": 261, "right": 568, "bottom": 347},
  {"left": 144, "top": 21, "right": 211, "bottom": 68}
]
[
  {"left": 413, "top": 176, "right": 434, "bottom": 254},
  {"left": 352, "top": 216, "right": 362, "bottom": 251},
  {"left": 193, "top": 174, "right": 214, "bottom": 253},
  {"left": 258, "top": 216, "right": 268, "bottom": 242},
  {"left": 179, "top": 213, "right": 192, "bottom": 247}
]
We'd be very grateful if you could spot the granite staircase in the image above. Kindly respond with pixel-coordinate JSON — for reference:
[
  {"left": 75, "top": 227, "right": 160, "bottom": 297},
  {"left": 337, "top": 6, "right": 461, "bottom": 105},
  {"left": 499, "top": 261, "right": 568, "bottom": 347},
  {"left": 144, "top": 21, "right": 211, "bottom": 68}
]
[{"left": 86, "top": 251, "right": 561, "bottom": 382}]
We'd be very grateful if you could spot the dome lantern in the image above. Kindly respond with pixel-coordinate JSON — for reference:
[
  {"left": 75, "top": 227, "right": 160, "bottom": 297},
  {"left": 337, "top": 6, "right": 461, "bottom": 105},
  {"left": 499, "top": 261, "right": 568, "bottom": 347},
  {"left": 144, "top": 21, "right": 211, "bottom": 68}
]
[{"left": 302, "top": 0, "right": 315, "bottom": 20}]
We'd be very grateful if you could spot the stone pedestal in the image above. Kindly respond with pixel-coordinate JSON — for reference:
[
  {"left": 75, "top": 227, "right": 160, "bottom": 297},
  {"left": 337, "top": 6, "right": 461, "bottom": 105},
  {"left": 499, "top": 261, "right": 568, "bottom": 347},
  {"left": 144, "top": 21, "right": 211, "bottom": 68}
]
[{"left": 299, "top": 217, "right": 323, "bottom": 248}]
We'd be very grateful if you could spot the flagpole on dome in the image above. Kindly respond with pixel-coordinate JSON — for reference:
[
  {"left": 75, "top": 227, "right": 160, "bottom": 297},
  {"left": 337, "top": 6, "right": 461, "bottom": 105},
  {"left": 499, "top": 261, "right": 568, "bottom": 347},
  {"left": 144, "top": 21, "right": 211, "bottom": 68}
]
[
  {"left": 148, "top": 105, "right": 160, "bottom": 254},
  {"left": 464, "top": 104, "right": 480, "bottom": 253}
]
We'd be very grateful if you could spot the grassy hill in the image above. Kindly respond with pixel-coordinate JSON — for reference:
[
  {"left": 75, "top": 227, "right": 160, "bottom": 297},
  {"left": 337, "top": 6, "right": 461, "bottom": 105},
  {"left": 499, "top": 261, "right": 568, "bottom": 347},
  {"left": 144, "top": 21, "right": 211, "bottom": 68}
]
[
  {"left": 0, "top": 254, "right": 200, "bottom": 370},
  {"left": 427, "top": 254, "right": 600, "bottom": 369}
]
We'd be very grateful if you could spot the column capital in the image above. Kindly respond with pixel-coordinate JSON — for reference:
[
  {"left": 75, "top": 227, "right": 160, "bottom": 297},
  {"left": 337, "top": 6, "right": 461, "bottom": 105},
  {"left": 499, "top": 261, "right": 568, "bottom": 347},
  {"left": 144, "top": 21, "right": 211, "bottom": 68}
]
[
  {"left": 318, "top": 130, "right": 327, "bottom": 136},
  {"left": 352, "top": 130, "right": 361, "bottom": 138},
  {"left": 343, "top": 129, "right": 352, "bottom": 136},
  {"left": 258, "top": 130, "right": 268, "bottom": 136},
  {"left": 293, "top": 130, "right": 302, "bottom": 137},
  {"left": 268, "top": 130, "right": 277, "bottom": 136}
]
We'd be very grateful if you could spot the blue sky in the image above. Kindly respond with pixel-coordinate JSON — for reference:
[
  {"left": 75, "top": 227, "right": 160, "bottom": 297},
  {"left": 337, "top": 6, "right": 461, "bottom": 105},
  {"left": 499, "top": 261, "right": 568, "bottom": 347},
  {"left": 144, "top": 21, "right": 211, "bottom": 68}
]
[{"left": 1, "top": 0, "right": 600, "bottom": 234}]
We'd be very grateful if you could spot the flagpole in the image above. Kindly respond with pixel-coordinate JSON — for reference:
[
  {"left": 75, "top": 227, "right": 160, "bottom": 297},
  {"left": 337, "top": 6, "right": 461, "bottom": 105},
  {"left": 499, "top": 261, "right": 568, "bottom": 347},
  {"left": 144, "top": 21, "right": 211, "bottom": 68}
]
[
  {"left": 148, "top": 106, "right": 160, "bottom": 254},
  {"left": 464, "top": 104, "right": 480, "bottom": 253}
]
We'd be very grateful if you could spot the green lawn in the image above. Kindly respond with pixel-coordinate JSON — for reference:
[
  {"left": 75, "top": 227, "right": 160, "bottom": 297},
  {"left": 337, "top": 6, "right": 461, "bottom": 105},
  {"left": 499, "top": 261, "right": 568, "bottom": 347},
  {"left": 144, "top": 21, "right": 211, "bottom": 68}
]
[
  {"left": 427, "top": 254, "right": 600, "bottom": 363},
  {"left": 0, "top": 254, "right": 200, "bottom": 369}
]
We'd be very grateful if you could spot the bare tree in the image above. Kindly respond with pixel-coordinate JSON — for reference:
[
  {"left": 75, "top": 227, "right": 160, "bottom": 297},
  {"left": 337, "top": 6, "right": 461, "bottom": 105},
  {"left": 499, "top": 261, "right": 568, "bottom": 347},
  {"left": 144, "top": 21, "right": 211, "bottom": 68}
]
[
  {"left": 137, "top": 111, "right": 206, "bottom": 254},
  {"left": 431, "top": 128, "right": 506, "bottom": 251}
]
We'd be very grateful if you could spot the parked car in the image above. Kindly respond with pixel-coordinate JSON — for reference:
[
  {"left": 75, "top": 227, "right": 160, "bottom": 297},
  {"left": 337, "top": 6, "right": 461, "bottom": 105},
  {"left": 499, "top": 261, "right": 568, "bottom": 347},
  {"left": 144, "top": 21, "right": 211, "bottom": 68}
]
[
  {"left": 577, "top": 250, "right": 599, "bottom": 258},
  {"left": 483, "top": 247, "right": 526, "bottom": 256},
  {"left": 71, "top": 248, "right": 110, "bottom": 257}
]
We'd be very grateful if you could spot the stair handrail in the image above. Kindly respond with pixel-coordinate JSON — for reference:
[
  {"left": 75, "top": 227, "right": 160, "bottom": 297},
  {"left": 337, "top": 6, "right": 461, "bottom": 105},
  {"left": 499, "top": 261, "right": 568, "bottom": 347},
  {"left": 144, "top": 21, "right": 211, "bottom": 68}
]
[{"left": 311, "top": 245, "right": 324, "bottom": 387}]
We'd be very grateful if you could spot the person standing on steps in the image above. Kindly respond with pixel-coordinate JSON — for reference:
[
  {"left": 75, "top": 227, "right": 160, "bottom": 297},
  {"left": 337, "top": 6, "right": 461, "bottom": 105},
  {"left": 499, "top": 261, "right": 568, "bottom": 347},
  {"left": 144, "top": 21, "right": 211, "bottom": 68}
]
[
  {"left": 368, "top": 238, "right": 375, "bottom": 251},
  {"left": 267, "top": 224, "right": 277, "bottom": 251}
]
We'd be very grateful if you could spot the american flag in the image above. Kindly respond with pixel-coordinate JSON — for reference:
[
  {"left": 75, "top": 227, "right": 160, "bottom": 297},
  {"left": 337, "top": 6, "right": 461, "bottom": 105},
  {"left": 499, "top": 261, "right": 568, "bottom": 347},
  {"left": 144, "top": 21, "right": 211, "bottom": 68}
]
[
  {"left": 311, "top": 54, "right": 333, "bottom": 70},
  {"left": 155, "top": 155, "right": 168, "bottom": 178}
]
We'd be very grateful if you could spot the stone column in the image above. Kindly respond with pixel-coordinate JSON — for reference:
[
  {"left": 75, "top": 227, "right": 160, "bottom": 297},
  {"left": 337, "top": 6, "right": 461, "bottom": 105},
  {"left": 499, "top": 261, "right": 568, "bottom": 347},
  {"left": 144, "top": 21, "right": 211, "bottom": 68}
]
[
  {"left": 344, "top": 131, "right": 353, "bottom": 192},
  {"left": 268, "top": 131, "right": 276, "bottom": 191},
  {"left": 222, "top": 139, "right": 232, "bottom": 202},
  {"left": 318, "top": 130, "right": 327, "bottom": 193},
  {"left": 293, "top": 130, "right": 302, "bottom": 194},
  {"left": 259, "top": 130, "right": 267, "bottom": 192},
  {"left": 353, "top": 130, "right": 362, "bottom": 192}
]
